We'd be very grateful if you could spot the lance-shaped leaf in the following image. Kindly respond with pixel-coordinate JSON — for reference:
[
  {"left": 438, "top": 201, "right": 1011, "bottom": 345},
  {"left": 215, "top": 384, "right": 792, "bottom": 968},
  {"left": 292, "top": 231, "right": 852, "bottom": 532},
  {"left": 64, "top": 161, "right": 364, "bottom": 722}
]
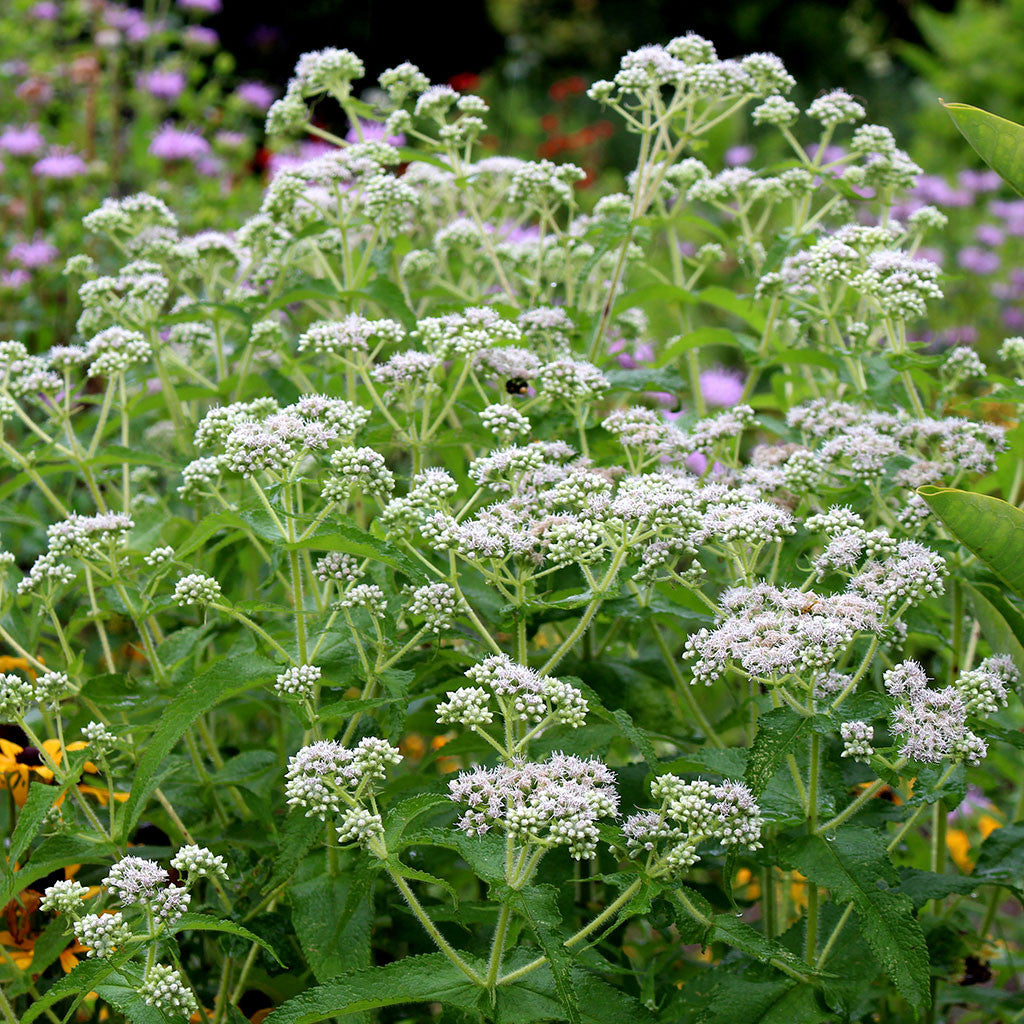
[
  {"left": 942, "top": 100, "right": 1024, "bottom": 197},
  {"left": 918, "top": 486, "right": 1024, "bottom": 600}
]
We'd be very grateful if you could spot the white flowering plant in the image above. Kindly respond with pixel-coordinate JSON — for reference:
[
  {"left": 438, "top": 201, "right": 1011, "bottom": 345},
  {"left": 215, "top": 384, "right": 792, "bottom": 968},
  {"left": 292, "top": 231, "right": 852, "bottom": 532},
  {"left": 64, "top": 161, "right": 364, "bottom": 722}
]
[{"left": 2, "top": 34, "right": 1024, "bottom": 1024}]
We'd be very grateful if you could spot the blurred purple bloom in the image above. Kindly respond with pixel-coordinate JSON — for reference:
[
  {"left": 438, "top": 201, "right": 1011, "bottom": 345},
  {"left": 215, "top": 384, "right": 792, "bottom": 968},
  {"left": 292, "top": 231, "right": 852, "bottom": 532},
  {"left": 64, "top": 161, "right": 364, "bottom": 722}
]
[
  {"left": 957, "top": 246, "right": 1000, "bottom": 275},
  {"left": 178, "top": 0, "right": 222, "bottom": 12},
  {"left": 267, "top": 140, "right": 333, "bottom": 176},
  {"left": 185, "top": 25, "right": 219, "bottom": 49},
  {"left": 346, "top": 120, "right": 405, "bottom": 146},
  {"left": 700, "top": 366, "right": 745, "bottom": 407},
  {"left": 8, "top": 236, "right": 58, "bottom": 268},
  {"left": 912, "top": 174, "right": 972, "bottom": 207},
  {"left": 1004, "top": 308, "right": 1024, "bottom": 330},
  {"left": 138, "top": 69, "right": 186, "bottom": 101},
  {"left": 806, "top": 143, "right": 846, "bottom": 164},
  {"left": 958, "top": 169, "right": 1002, "bottom": 193},
  {"left": 215, "top": 130, "right": 248, "bottom": 149},
  {"left": 976, "top": 223, "right": 1005, "bottom": 247},
  {"left": 0, "top": 124, "right": 44, "bottom": 157},
  {"left": 29, "top": 1, "right": 59, "bottom": 18},
  {"left": 150, "top": 124, "right": 210, "bottom": 162},
  {"left": 1, "top": 269, "right": 31, "bottom": 289},
  {"left": 725, "top": 144, "right": 755, "bottom": 167},
  {"left": 235, "top": 81, "right": 275, "bottom": 112},
  {"left": 916, "top": 247, "right": 944, "bottom": 267},
  {"left": 34, "top": 148, "right": 87, "bottom": 179}
]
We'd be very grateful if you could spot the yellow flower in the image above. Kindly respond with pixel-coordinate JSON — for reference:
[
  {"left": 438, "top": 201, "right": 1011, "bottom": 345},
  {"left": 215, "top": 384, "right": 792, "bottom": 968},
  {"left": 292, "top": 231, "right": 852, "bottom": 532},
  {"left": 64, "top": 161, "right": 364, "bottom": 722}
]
[
  {"left": 946, "top": 829, "right": 972, "bottom": 872},
  {"left": 0, "top": 737, "right": 122, "bottom": 808}
]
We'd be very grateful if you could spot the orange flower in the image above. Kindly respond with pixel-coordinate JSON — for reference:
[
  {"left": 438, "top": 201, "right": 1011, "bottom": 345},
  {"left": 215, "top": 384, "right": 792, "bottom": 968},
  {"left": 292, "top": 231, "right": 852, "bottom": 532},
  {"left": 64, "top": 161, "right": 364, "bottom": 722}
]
[{"left": 0, "top": 655, "right": 41, "bottom": 679}]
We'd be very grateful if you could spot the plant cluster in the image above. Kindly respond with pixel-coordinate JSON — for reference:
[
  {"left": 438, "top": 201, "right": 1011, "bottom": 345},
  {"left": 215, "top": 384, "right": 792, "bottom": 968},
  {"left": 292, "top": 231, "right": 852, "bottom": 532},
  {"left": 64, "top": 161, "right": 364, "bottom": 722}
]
[{"left": 1, "top": 31, "right": 1023, "bottom": 1024}]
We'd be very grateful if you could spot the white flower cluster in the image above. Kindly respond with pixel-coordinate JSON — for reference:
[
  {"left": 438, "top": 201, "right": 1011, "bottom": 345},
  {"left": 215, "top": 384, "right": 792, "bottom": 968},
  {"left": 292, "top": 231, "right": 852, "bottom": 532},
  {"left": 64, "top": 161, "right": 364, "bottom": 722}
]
[
  {"left": 74, "top": 911, "right": 133, "bottom": 959},
  {"left": 437, "top": 654, "right": 588, "bottom": 733},
  {"left": 274, "top": 663, "right": 322, "bottom": 699},
  {"left": 139, "top": 964, "right": 198, "bottom": 1017},
  {"left": 0, "top": 670, "right": 71, "bottom": 717},
  {"left": 407, "top": 581, "right": 460, "bottom": 632},
  {"left": 839, "top": 720, "right": 875, "bottom": 762},
  {"left": 173, "top": 572, "right": 222, "bottom": 606},
  {"left": 284, "top": 737, "right": 402, "bottom": 819},
  {"left": 885, "top": 661, "right": 992, "bottom": 766},
  {"left": 684, "top": 583, "right": 880, "bottom": 684},
  {"left": 448, "top": 753, "right": 618, "bottom": 859},
  {"left": 622, "top": 776, "right": 763, "bottom": 874},
  {"left": 40, "top": 878, "right": 90, "bottom": 914}
]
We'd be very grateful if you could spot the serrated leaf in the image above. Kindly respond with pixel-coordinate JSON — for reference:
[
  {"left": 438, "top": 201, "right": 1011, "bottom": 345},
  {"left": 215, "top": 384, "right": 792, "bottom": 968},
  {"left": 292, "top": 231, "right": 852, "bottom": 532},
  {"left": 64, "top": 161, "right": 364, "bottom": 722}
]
[
  {"left": 263, "top": 953, "right": 483, "bottom": 1023},
  {"left": 942, "top": 100, "right": 1024, "bottom": 196},
  {"left": 781, "top": 827, "right": 930, "bottom": 1009},
  {"left": 493, "top": 883, "right": 580, "bottom": 1024},
  {"left": 171, "top": 913, "right": 285, "bottom": 965},
  {"left": 291, "top": 852, "right": 373, "bottom": 982},
  {"left": 973, "top": 823, "right": 1024, "bottom": 899},
  {"left": 694, "top": 969, "right": 831, "bottom": 1024},
  {"left": 117, "top": 650, "right": 279, "bottom": 838},
  {"left": 896, "top": 868, "right": 979, "bottom": 909},
  {"left": 745, "top": 707, "right": 810, "bottom": 800},
  {"left": 917, "top": 486, "right": 1024, "bottom": 600}
]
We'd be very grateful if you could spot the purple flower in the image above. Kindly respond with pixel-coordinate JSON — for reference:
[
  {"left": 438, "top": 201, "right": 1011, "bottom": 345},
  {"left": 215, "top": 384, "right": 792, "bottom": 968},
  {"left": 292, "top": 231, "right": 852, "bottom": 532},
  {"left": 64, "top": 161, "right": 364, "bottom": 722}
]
[
  {"left": 957, "top": 246, "right": 1000, "bottom": 275},
  {"left": 976, "top": 223, "right": 1005, "bottom": 247},
  {"left": 234, "top": 81, "right": 275, "bottom": 112},
  {"left": 1003, "top": 308, "right": 1024, "bottom": 330},
  {"left": 1, "top": 269, "right": 30, "bottom": 289},
  {"left": 137, "top": 69, "right": 186, "bottom": 101},
  {"left": 916, "top": 247, "right": 944, "bottom": 267},
  {"left": 184, "top": 25, "right": 219, "bottom": 49},
  {"left": 700, "top": 366, "right": 745, "bottom": 407},
  {"left": 177, "top": 0, "right": 222, "bottom": 12},
  {"left": 958, "top": 169, "right": 1002, "bottom": 193},
  {"left": 215, "top": 130, "right": 248, "bottom": 150},
  {"left": 345, "top": 119, "right": 405, "bottom": 147},
  {"left": 806, "top": 143, "right": 846, "bottom": 164},
  {"left": 724, "top": 144, "right": 755, "bottom": 167},
  {"left": 149, "top": 124, "right": 210, "bottom": 162},
  {"left": 8, "top": 236, "right": 58, "bottom": 268},
  {"left": 29, "top": 1, "right": 58, "bottom": 18},
  {"left": 0, "top": 124, "right": 44, "bottom": 157},
  {"left": 912, "top": 174, "right": 972, "bottom": 207},
  {"left": 33, "top": 148, "right": 87, "bottom": 179}
]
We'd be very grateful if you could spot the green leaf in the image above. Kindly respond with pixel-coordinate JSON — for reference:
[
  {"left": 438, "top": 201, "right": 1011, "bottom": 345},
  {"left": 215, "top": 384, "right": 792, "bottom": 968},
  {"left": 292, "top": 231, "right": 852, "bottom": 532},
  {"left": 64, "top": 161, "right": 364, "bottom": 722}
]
[
  {"left": 745, "top": 707, "right": 810, "bottom": 801},
  {"left": 117, "top": 650, "right": 279, "bottom": 838},
  {"left": 694, "top": 969, "right": 831, "bottom": 1024},
  {"left": 263, "top": 953, "right": 483, "bottom": 1024},
  {"left": 283, "top": 521, "right": 423, "bottom": 579},
  {"left": 973, "top": 823, "right": 1024, "bottom": 900},
  {"left": 171, "top": 913, "right": 285, "bottom": 965},
  {"left": 942, "top": 100, "right": 1024, "bottom": 196},
  {"left": 963, "top": 578, "right": 1024, "bottom": 675},
  {"left": 21, "top": 953, "right": 134, "bottom": 1024},
  {"left": 494, "top": 883, "right": 580, "bottom": 1024},
  {"left": 0, "top": 835, "right": 111, "bottom": 910},
  {"left": 290, "top": 852, "right": 373, "bottom": 982},
  {"left": 710, "top": 915, "right": 812, "bottom": 974},
  {"left": 781, "top": 827, "right": 930, "bottom": 1009},
  {"left": 896, "top": 868, "right": 979, "bottom": 909},
  {"left": 385, "top": 793, "right": 453, "bottom": 848},
  {"left": 918, "top": 486, "right": 1024, "bottom": 600}
]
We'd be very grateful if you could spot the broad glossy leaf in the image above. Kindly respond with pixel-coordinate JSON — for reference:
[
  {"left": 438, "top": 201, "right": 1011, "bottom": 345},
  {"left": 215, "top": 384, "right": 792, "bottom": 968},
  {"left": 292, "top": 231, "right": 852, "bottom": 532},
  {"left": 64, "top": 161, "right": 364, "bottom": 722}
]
[
  {"left": 943, "top": 101, "right": 1024, "bottom": 196},
  {"left": 964, "top": 578, "right": 1024, "bottom": 675},
  {"left": 917, "top": 485, "right": 1024, "bottom": 599}
]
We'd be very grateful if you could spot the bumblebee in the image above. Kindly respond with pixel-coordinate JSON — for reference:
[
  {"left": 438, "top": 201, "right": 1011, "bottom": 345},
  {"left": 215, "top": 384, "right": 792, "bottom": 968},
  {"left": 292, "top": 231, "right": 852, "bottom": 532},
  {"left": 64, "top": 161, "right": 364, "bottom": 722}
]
[{"left": 505, "top": 376, "right": 529, "bottom": 395}]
